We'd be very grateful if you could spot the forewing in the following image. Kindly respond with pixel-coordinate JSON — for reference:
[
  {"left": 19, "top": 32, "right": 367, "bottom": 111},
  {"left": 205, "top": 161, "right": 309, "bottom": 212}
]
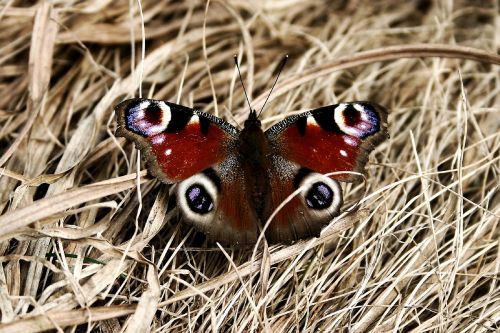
[
  {"left": 115, "top": 98, "right": 239, "bottom": 183},
  {"left": 266, "top": 102, "right": 388, "bottom": 182}
]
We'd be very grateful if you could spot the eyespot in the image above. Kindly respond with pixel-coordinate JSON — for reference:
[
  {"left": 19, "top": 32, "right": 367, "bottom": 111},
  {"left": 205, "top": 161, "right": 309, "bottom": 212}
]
[
  {"left": 177, "top": 171, "right": 219, "bottom": 224},
  {"left": 126, "top": 100, "right": 171, "bottom": 136},
  {"left": 305, "top": 182, "right": 333, "bottom": 209},
  {"left": 185, "top": 184, "right": 214, "bottom": 214},
  {"left": 298, "top": 172, "right": 343, "bottom": 215},
  {"left": 334, "top": 103, "right": 379, "bottom": 138}
]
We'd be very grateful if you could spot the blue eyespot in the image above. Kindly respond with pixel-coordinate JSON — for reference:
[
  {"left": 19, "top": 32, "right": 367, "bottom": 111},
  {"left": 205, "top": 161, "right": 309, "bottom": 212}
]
[
  {"left": 125, "top": 100, "right": 171, "bottom": 137},
  {"left": 305, "top": 182, "right": 333, "bottom": 209},
  {"left": 185, "top": 184, "right": 214, "bottom": 214},
  {"left": 334, "top": 103, "right": 380, "bottom": 138}
]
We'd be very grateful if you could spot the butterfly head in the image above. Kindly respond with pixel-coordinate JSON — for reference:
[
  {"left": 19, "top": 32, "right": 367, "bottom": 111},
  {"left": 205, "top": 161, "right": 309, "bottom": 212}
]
[{"left": 243, "top": 109, "right": 262, "bottom": 129}]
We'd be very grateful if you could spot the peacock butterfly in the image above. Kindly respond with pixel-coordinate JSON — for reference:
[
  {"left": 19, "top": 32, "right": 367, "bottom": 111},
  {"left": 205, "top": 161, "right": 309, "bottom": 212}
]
[{"left": 115, "top": 59, "right": 388, "bottom": 245}]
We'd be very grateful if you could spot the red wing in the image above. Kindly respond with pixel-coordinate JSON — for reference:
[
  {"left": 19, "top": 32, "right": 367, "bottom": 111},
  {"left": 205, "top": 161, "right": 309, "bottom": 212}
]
[
  {"left": 115, "top": 99, "right": 238, "bottom": 183},
  {"left": 175, "top": 161, "right": 260, "bottom": 245},
  {"left": 263, "top": 158, "right": 343, "bottom": 243},
  {"left": 266, "top": 102, "right": 388, "bottom": 182}
]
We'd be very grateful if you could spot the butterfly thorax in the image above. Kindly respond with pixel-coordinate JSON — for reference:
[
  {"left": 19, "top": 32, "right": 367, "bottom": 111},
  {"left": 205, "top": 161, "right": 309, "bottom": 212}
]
[
  {"left": 239, "top": 110, "right": 265, "bottom": 161},
  {"left": 238, "top": 110, "right": 272, "bottom": 222}
]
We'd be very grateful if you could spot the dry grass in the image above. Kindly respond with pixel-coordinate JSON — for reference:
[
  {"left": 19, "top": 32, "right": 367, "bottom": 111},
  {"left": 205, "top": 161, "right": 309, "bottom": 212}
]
[{"left": 0, "top": 0, "right": 499, "bottom": 332}]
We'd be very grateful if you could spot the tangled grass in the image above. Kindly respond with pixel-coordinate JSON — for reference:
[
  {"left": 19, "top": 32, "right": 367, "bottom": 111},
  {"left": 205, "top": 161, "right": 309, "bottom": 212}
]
[{"left": 0, "top": 0, "right": 498, "bottom": 332}]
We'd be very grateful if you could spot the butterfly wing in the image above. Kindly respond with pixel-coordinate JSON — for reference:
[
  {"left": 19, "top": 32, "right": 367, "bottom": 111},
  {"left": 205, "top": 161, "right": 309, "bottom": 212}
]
[
  {"left": 175, "top": 162, "right": 260, "bottom": 244},
  {"left": 266, "top": 102, "right": 389, "bottom": 182},
  {"left": 115, "top": 98, "right": 259, "bottom": 244},
  {"left": 264, "top": 102, "right": 388, "bottom": 242},
  {"left": 115, "top": 98, "right": 239, "bottom": 183}
]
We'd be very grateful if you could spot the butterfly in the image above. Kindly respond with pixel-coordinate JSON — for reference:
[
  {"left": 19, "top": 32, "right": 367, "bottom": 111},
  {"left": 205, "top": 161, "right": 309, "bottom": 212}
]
[
  {"left": 115, "top": 60, "right": 388, "bottom": 245},
  {"left": 115, "top": 97, "right": 388, "bottom": 245}
]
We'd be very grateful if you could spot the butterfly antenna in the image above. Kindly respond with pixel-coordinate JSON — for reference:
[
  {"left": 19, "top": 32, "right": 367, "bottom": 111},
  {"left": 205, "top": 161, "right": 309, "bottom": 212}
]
[
  {"left": 234, "top": 55, "right": 253, "bottom": 112},
  {"left": 258, "top": 54, "right": 288, "bottom": 117}
]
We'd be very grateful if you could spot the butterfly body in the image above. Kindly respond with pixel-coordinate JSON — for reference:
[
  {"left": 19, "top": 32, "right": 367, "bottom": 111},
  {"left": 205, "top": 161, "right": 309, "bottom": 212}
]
[
  {"left": 115, "top": 98, "right": 388, "bottom": 245},
  {"left": 237, "top": 110, "right": 273, "bottom": 223}
]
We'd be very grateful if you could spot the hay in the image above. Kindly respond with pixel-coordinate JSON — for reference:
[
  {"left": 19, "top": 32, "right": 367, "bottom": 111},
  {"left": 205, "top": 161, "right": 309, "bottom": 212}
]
[{"left": 0, "top": 0, "right": 499, "bottom": 332}]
